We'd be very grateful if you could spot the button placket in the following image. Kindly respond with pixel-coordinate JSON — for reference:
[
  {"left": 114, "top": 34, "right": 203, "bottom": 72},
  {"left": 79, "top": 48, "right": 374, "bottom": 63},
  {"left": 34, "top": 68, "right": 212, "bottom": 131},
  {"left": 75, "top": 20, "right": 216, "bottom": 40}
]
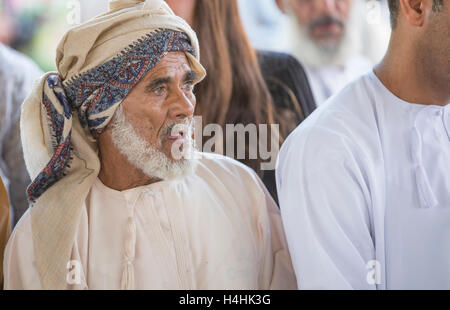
[
  {"left": 141, "top": 188, "right": 184, "bottom": 289},
  {"left": 120, "top": 192, "right": 139, "bottom": 290},
  {"left": 162, "top": 190, "right": 195, "bottom": 290}
]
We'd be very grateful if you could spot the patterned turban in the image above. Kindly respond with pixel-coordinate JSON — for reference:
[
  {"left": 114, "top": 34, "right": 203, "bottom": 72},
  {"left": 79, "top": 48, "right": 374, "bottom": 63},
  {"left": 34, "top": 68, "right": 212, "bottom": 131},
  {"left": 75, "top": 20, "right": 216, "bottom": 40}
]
[{"left": 20, "top": 0, "right": 206, "bottom": 289}]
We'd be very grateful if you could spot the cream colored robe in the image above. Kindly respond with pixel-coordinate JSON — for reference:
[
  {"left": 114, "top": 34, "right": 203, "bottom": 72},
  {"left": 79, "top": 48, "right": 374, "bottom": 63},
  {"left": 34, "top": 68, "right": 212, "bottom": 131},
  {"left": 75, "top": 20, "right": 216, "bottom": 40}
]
[{"left": 4, "top": 153, "right": 297, "bottom": 290}]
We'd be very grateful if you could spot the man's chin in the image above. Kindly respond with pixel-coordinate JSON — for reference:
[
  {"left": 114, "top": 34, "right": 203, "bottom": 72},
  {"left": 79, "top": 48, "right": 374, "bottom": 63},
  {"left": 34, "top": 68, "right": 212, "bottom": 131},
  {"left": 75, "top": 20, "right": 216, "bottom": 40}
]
[
  {"left": 314, "top": 39, "right": 341, "bottom": 54},
  {"left": 144, "top": 144, "right": 198, "bottom": 181},
  {"left": 164, "top": 136, "right": 197, "bottom": 161},
  {"left": 158, "top": 157, "right": 197, "bottom": 181}
]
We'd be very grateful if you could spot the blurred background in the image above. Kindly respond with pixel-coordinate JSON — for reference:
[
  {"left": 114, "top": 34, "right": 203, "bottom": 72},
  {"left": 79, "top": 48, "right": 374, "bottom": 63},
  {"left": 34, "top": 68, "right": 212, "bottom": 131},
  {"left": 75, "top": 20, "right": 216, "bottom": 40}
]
[
  {"left": 0, "top": 0, "right": 108, "bottom": 71},
  {"left": 0, "top": 0, "right": 391, "bottom": 72}
]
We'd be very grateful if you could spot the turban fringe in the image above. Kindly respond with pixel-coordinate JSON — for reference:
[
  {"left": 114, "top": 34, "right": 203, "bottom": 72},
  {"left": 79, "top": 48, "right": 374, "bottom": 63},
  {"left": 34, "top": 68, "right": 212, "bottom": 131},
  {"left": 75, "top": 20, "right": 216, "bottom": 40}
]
[{"left": 27, "top": 29, "right": 196, "bottom": 203}]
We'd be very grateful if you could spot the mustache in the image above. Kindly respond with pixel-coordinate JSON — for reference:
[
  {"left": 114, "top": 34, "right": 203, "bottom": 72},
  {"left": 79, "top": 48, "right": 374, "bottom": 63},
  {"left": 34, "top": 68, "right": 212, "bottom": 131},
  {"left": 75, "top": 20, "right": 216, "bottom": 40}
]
[
  {"left": 309, "top": 15, "right": 344, "bottom": 31},
  {"left": 160, "top": 119, "right": 192, "bottom": 139}
]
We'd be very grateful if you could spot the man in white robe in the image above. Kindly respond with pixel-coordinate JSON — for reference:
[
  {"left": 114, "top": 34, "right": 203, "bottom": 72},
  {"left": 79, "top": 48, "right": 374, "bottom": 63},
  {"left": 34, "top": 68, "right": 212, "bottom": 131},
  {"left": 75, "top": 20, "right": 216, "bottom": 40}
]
[
  {"left": 277, "top": 0, "right": 449, "bottom": 289},
  {"left": 3, "top": 0, "right": 296, "bottom": 290},
  {"left": 276, "top": 0, "right": 390, "bottom": 106}
]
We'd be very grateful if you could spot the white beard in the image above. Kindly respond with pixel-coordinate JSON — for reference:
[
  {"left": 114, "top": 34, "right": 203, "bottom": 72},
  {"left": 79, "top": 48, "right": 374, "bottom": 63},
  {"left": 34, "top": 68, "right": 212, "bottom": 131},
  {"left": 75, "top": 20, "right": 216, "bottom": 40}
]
[
  {"left": 109, "top": 105, "right": 197, "bottom": 181},
  {"left": 285, "top": 0, "right": 364, "bottom": 68}
]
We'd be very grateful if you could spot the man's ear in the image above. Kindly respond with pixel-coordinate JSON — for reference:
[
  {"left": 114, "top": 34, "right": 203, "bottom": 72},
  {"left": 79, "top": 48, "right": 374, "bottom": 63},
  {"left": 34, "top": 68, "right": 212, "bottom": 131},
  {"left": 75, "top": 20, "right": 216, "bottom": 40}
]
[
  {"left": 275, "top": 0, "right": 287, "bottom": 14},
  {"left": 398, "top": 0, "right": 428, "bottom": 27}
]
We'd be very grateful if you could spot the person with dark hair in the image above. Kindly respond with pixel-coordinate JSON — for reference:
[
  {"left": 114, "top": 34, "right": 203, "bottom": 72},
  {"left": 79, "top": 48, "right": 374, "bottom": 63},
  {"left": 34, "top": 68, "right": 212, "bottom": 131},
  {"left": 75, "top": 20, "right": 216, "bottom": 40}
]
[
  {"left": 165, "top": 0, "right": 316, "bottom": 202},
  {"left": 278, "top": 0, "right": 449, "bottom": 289},
  {"left": 387, "top": 0, "right": 443, "bottom": 27}
]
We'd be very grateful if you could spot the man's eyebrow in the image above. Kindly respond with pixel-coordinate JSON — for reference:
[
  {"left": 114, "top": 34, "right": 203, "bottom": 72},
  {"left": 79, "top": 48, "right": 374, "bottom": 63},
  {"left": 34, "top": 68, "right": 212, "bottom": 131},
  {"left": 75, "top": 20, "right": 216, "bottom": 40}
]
[
  {"left": 145, "top": 77, "right": 171, "bottom": 90},
  {"left": 183, "top": 70, "right": 197, "bottom": 82}
]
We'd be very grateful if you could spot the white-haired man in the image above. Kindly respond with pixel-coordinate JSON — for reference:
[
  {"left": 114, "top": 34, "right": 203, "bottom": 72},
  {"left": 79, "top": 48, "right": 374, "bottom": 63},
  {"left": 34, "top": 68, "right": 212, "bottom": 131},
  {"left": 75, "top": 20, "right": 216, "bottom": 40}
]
[
  {"left": 3, "top": 0, "right": 296, "bottom": 290},
  {"left": 276, "top": 0, "right": 379, "bottom": 105}
]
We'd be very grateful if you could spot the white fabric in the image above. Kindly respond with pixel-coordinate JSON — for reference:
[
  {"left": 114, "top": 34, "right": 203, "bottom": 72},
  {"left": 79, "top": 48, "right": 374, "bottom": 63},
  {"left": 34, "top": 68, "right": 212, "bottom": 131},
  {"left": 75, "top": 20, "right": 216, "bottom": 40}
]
[
  {"left": 4, "top": 152, "right": 297, "bottom": 290},
  {"left": 303, "top": 55, "right": 373, "bottom": 106},
  {"left": 277, "top": 71, "right": 450, "bottom": 290}
]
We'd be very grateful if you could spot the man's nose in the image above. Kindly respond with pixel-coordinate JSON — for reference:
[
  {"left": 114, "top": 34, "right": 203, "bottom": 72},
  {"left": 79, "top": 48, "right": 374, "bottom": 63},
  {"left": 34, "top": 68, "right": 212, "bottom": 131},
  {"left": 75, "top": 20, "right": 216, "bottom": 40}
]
[
  {"left": 169, "top": 87, "right": 195, "bottom": 120},
  {"left": 316, "top": 0, "right": 338, "bottom": 14}
]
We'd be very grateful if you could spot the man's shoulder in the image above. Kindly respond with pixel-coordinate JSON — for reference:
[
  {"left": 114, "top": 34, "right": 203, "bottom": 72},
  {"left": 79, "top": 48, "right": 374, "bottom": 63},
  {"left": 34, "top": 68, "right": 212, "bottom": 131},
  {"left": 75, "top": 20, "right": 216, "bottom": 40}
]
[
  {"left": 325, "top": 72, "right": 377, "bottom": 112},
  {"left": 195, "top": 152, "right": 265, "bottom": 194},
  {"left": 194, "top": 153, "right": 272, "bottom": 210},
  {"left": 196, "top": 152, "right": 258, "bottom": 179},
  {"left": 300, "top": 73, "right": 377, "bottom": 132},
  {"left": 281, "top": 73, "right": 380, "bottom": 161}
]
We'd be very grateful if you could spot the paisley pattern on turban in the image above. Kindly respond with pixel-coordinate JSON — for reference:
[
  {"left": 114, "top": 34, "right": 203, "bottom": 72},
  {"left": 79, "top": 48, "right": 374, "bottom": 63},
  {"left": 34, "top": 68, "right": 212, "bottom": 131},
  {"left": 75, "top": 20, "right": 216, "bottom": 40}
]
[{"left": 27, "top": 29, "right": 195, "bottom": 203}]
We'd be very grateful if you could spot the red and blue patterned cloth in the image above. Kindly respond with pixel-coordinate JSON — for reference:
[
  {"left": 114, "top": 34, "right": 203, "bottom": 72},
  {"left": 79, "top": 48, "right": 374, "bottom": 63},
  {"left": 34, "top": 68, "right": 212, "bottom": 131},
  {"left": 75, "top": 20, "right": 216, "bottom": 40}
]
[{"left": 27, "top": 29, "right": 195, "bottom": 203}]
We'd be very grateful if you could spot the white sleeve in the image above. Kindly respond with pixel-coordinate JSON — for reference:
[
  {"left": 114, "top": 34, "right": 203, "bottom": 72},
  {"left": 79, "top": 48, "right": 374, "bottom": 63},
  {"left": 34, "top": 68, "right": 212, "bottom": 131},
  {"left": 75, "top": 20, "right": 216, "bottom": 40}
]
[{"left": 277, "top": 127, "right": 377, "bottom": 290}]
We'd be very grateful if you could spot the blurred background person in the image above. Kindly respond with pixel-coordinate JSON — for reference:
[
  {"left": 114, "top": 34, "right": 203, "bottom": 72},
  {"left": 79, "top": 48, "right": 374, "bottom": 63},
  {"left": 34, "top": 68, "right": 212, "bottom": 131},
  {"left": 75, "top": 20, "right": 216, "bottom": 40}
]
[
  {"left": 0, "top": 176, "right": 11, "bottom": 288},
  {"left": 0, "top": 0, "right": 86, "bottom": 226},
  {"left": 0, "top": 0, "right": 69, "bottom": 71},
  {"left": 165, "top": 0, "right": 316, "bottom": 202},
  {"left": 0, "top": 43, "right": 42, "bottom": 226},
  {"left": 0, "top": 0, "right": 68, "bottom": 225},
  {"left": 276, "top": 0, "right": 390, "bottom": 105},
  {"left": 0, "top": 0, "right": 115, "bottom": 70}
]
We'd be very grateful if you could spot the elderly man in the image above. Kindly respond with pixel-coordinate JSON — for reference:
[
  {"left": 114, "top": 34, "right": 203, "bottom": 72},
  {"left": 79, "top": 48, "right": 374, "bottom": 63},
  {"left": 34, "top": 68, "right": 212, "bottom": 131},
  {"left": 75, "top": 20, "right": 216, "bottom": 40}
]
[
  {"left": 3, "top": 0, "right": 296, "bottom": 290},
  {"left": 277, "top": 0, "right": 449, "bottom": 289},
  {"left": 276, "top": 0, "right": 378, "bottom": 105},
  {"left": 0, "top": 43, "right": 43, "bottom": 226}
]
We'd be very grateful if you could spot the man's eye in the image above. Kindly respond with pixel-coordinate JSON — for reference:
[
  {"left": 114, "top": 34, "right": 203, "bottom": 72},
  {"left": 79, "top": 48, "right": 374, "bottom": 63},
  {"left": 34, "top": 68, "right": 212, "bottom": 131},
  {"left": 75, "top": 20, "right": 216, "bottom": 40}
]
[
  {"left": 153, "top": 86, "right": 165, "bottom": 95},
  {"left": 184, "top": 81, "right": 194, "bottom": 90}
]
